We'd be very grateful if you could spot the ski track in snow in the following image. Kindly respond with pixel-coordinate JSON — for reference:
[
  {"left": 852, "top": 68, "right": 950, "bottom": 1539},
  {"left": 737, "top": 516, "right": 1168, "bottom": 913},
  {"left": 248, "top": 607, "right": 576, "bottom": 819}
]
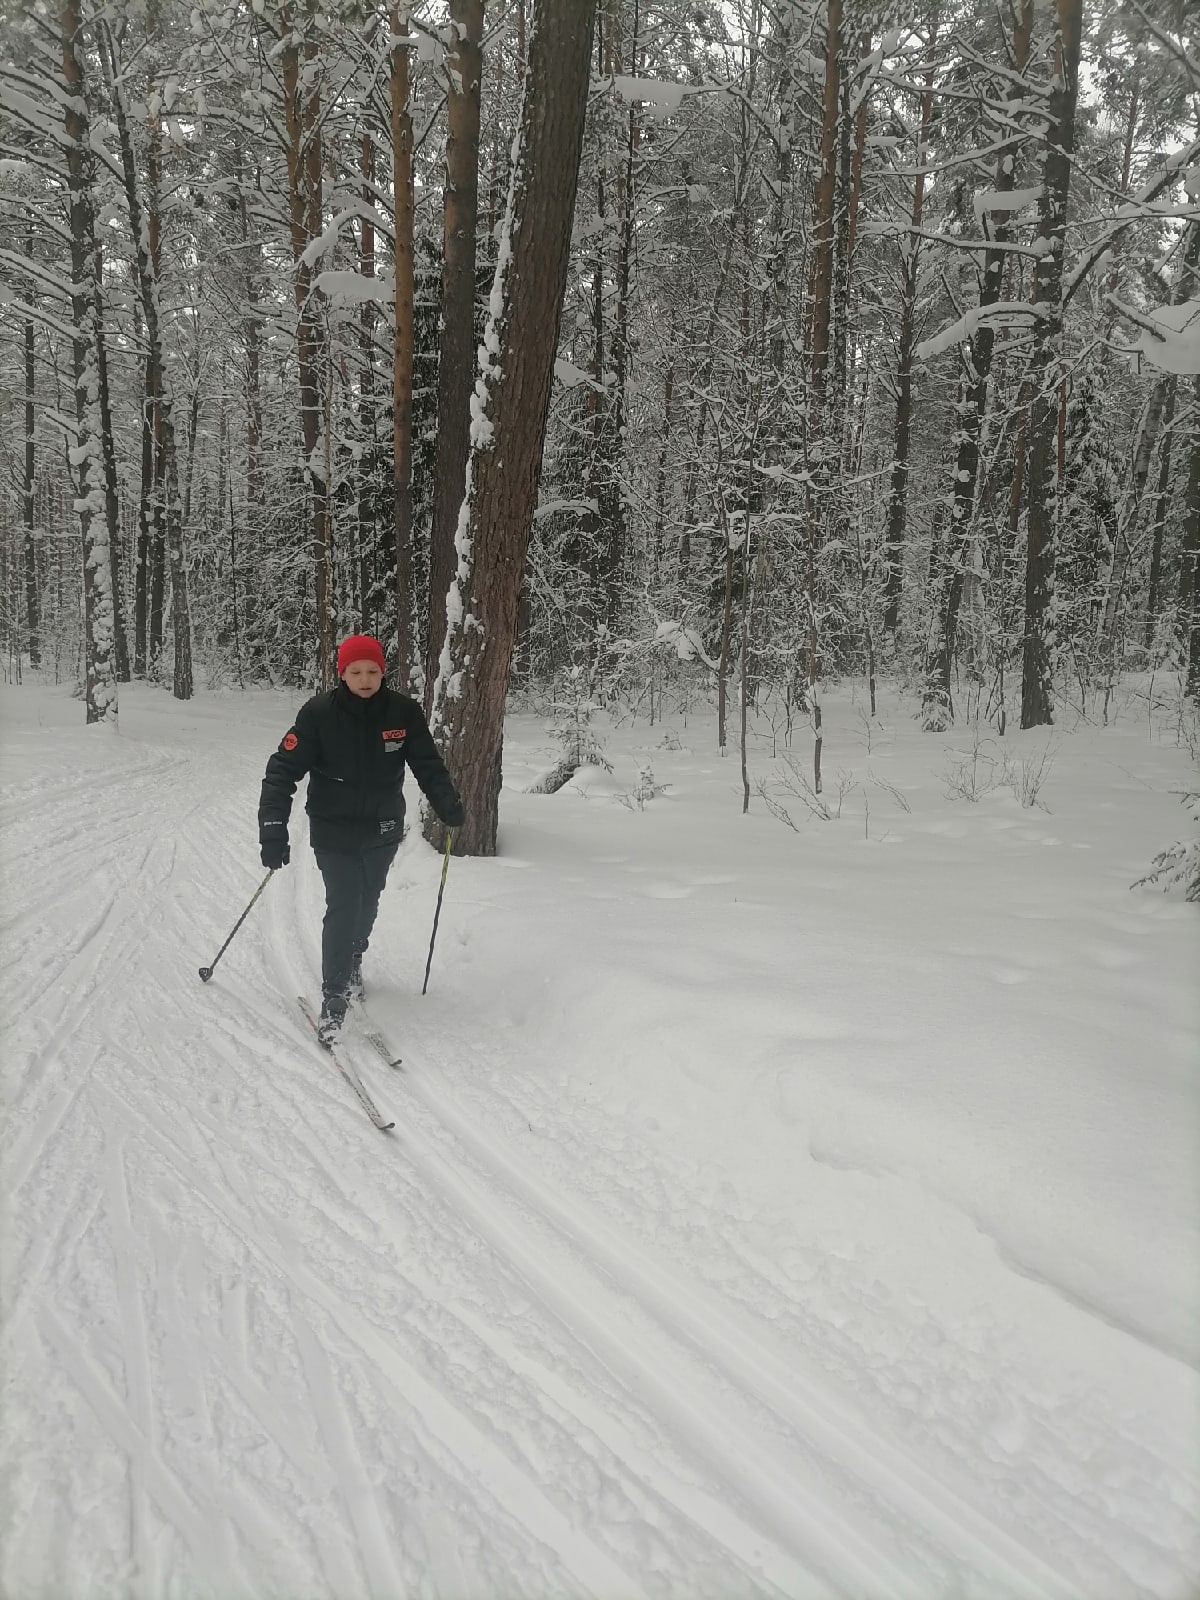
[
  {"left": 2, "top": 691, "right": 1197, "bottom": 1599},
  {"left": 367, "top": 1044, "right": 1081, "bottom": 1600}
]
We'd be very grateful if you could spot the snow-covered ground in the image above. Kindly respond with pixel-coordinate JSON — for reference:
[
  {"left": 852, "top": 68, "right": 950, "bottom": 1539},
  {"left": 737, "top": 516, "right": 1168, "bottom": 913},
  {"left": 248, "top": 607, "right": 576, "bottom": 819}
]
[{"left": 2, "top": 674, "right": 1197, "bottom": 1600}]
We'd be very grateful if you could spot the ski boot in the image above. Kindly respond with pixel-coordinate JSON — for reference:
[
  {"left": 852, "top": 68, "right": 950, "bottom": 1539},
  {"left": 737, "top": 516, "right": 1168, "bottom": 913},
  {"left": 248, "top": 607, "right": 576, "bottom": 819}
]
[
  {"left": 347, "top": 954, "right": 365, "bottom": 1006},
  {"left": 317, "top": 993, "right": 348, "bottom": 1048}
]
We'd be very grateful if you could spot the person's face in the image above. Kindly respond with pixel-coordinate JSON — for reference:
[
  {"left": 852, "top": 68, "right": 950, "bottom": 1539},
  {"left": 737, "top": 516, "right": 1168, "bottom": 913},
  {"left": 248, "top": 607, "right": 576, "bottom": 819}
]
[{"left": 343, "top": 660, "right": 383, "bottom": 698}]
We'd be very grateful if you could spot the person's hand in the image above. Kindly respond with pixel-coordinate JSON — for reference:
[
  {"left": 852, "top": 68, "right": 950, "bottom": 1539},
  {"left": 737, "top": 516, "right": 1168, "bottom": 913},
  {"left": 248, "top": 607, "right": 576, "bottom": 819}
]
[
  {"left": 442, "top": 799, "right": 465, "bottom": 829},
  {"left": 261, "top": 835, "right": 290, "bottom": 870}
]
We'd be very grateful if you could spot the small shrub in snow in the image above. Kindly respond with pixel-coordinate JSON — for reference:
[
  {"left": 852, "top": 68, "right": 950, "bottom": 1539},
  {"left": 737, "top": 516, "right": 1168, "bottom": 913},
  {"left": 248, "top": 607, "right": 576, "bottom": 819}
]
[
  {"left": 759, "top": 758, "right": 855, "bottom": 825},
  {"left": 1135, "top": 791, "right": 1200, "bottom": 903},
  {"left": 1176, "top": 699, "right": 1200, "bottom": 764},
  {"left": 617, "top": 764, "right": 668, "bottom": 811},
  {"left": 526, "top": 692, "right": 613, "bottom": 794},
  {"left": 943, "top": 728, "right": 998, "bottom": 802},
  {"left": 944, "top": 729, "right": 1056, "bottom": 809},
  {"left": 553, "top": 693, "right": 610, "bottom": 771},
  {"left": 868, "top": 768, "right": 911, "bottom": 813},
  {"left": 999, "top": 739, "right": 1056, "bottom": 810}
]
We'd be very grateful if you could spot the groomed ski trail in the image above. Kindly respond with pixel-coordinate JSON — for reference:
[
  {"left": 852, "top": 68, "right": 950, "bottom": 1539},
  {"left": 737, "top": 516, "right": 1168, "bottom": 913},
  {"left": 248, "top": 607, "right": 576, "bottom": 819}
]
[
  {"left": 351, "top": 1015, "right": 1084, "bottom": 1600},
  {"left": 4, "top": 690, "right": 1194, "bottom": 1599}
]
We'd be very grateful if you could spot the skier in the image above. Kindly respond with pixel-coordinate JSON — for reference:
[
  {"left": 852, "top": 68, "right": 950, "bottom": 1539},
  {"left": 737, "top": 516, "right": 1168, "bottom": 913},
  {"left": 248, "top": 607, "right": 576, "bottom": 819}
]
[{"left": 258, "top": 633, "right": 464, "bottom": 1043}]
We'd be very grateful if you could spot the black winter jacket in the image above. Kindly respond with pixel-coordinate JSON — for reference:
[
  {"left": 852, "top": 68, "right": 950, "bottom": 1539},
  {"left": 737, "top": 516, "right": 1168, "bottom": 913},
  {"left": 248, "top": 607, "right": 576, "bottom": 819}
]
[{"left": 259, "top": 682, "right": 463, "bottom": 854}]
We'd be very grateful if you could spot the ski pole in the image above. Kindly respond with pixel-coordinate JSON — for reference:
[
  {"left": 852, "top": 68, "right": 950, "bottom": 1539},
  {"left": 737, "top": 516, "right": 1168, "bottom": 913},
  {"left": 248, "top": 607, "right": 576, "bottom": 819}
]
[
  {"left": 198, "top": 870, "right": 274, "bottom": 982},
  {"left": 422, "top": 831, "right": 454, "bottom": 995}
]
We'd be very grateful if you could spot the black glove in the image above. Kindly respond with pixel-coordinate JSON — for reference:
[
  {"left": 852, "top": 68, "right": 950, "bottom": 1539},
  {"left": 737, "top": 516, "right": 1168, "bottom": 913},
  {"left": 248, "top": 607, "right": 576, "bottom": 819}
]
[
  {"left": 441, "top": 798, "right": 465, "bottom": 829},
  {"left": 261, "top": 835, "right": 290, "bottom": 870}
]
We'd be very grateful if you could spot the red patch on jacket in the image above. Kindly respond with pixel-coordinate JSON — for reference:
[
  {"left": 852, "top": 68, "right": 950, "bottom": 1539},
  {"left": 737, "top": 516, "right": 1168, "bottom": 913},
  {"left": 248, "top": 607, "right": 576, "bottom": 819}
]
[
  {"left": 282, "top": 731, "right": 298, "bottom": 751},
  {"left": 382, "top": 728, "right": 405, "bottom": 740}
]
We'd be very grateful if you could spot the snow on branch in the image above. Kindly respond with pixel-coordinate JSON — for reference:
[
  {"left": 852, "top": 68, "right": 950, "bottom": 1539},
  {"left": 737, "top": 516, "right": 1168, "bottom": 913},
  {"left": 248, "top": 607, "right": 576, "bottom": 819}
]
[
  {"left": 915, "top": 300, "right": 1047, "bottom": 362},
  {"left": 0, "top": 84, "right": 68, "bottom": 144},
  {"left": 1063, "top": 137, "right": 1200, "bottom": 308},
  {"left": 534, "top": 497, "right": 599, "bottom": 520},
  {"left": 654, "top": 620, "right": 720, "bottom": 671},
  {"left": 310, "top": 268, "right": 390, "bottom": 306},
  {"left": 972, "top": 185, "right": 1040, "bottom": 224},
  {"left": 553, "top": 357, "right": 605, "bottom": 392},
  {"left": 1129, "top": 2, "right": 1200, "bottom": 90},
  {"left": 297, "top": 207, "right": 365, "bottom": 271},
  {"left": 0, "top": 245, "right": 75, "bottom": 301},
  {"left": 0, "top": 290, "right": 83, "bottom": 344},
  {"left": 603, "top": 75, "right": 696, "bottom": 119},
  {"left": 1120, "top": 295, "right": 1200, "bottom": 376}
]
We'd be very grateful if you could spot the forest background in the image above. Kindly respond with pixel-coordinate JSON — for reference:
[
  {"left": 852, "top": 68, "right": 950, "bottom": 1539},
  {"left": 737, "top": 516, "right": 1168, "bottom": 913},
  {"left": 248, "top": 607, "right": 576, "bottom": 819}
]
[{"left": 1, "top": 0, "right": 1198, "bottom": 856}]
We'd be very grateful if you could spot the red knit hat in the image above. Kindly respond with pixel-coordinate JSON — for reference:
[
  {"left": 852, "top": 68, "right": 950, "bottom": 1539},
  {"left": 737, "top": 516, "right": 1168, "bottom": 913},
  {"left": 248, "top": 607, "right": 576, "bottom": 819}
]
[{"left": 337, "top": 634, "right": 386, "bottom": 677}]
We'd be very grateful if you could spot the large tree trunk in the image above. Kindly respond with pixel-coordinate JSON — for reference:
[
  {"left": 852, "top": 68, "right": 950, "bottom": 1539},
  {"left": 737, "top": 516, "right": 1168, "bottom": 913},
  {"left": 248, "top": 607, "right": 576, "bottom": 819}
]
[
  {"left": 652, "top": 353, "right": 674, "bottom": 582},
  {"left": 235, "top": 146, "right": 265, "bottom": 508},
  {"left": 1183, "top": 377, "right": 1200, "bottom": 702},
  {"left": 1021, "top": 0, "right": 1083, "bottom": 730},
  {"left": 1144, "top": 381, "right": 1176, "bottom": 652},
  {"left": 807, "top": 0, "right": 841, "bottom": 416},
  {"left": 765, "top": 4, "right": 796, "bottom": 436},
  {"left": 127, "top": 114, "right": 161, "bottom": 676},
  {"left": 279, "top": 5, "right": 331, "bottom": 684},
  {"left": 391, "top": 3, "right": 416, "bottom": 683},
  {"left": 61, "top": 0, "right": 118, "bottom": 724},
  {"left": 804, "top": 0, "right": 842, "bottom": 793},
  {"left": 597, "top": 0, "right": 637, "bottom": 637},
  {"left": 149, "top": 370, "right": 166, "bottom": 667},
  {"left": 356, "top": 130, "right": 378, "bottom": 638},
  {"left": 1099, "top": 224, "right": 1199, "bottom": 666},
  {"left": 923, "top": 0, "right": 1032, "bottom": 727},
  {"left": 678, "top": 144, "right": 751, "bottom": 566},
  {"left": 23, "top": 228, "right": 39, "bottom": 668},
  {"left": 144, "top": 94, "right": 167, "bottom": 673},
  {"left": 429, "top": 0, "right": 598, "bottom": 855},
  {"left": 425, "top": 0, "right": 485, "bottom": 710},
  {"left": 92, "top": 237, "right": 131, "bottom": 682},
  {"left": 133, "top": 343, "right": 151, "bottom": 674},
  {"left": 1098, "top": 381, "right": 1169, "bottom": 666},
  {"left": 881, "top": 14, "right": 937, "bottom": 640},
  {"left": 102, "top": 25, "right": 193, "bottom": 700}
]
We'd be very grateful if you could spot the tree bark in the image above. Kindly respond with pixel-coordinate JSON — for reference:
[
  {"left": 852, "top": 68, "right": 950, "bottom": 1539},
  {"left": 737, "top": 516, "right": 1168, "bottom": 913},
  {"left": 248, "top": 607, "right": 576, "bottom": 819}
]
[
  {"left": 357, "top": 130, "right": 378, "bottom": 638},
  {"left": 923, "top": 0, "right": 1032, "bottom": 726},
  {"left": 425, "top": 0, "right": 485, "bottom": 709},
  {"left": 1183, "top": 376, "right": 1200, "bottom": 701},
  {"left": 134, "top": 343, "right": 151, "bottom": 675},
  {"left": 23, "top": 228, "right": 39, "bottom": 668},
  {"left": 652, "top": 353, "right": 674, "bottom": 581},
  {"left": 882, "top": 13, "right": 937, "bottom": 639},
  {"left": 144, "top": 94, "right": 167, "bottom": 673},
  {"left": 102, "top": 23, "right": 193, "bottom": 700},
  {"left": 391, "top": 2, "right": 416, "bottom": 682},
  {"left": 92, "top": 237, "right": 130, "bottom": 682},
  {"left": 804, "top": 0, "right": 843, "bottom": 793},
  {"left": 807, "top": 0, "right": 841, "bottom": 415},
  {"left": 1099, "top": 223, "right": 1199, "bottom": 662},
  {"left": 1144, "top": 381, "right": 1176, "bottom": 652},
  {"left": 149, "top": 369, "right": 166, "bottom": 668},
  {"left": 1021, "top": 0, "right": 1083, "bottom": 730},
  {"left": 430, "top": 0, "right": 598, "bottom": 854},
  {"left": 279, "top": 3, "right": 331, "bottom": 684},
  {"left": 235, "top": 147, "right": 264, "bottom": 508},
  {"left": 597, "top": 0, "right": 638, "bottom": 635},
  {"left": 61, "top": 0, "right": 118, "bottom": 723}
]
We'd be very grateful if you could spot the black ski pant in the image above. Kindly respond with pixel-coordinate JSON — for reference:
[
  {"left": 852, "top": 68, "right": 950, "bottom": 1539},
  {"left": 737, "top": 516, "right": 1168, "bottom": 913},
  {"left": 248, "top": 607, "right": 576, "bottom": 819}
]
[{"left": 314, "top": 844, "right": 399, "bottom": 1002}]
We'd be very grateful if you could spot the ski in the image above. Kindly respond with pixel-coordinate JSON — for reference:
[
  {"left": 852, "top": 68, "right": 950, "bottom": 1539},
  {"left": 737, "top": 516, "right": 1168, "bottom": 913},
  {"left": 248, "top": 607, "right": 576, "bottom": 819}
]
[
  {"left": 356, "top": 1009, "right": 404, "bottom": 1071},
  {"left": 297, "top": 997, "right": 395, "bottom": 1132}
]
